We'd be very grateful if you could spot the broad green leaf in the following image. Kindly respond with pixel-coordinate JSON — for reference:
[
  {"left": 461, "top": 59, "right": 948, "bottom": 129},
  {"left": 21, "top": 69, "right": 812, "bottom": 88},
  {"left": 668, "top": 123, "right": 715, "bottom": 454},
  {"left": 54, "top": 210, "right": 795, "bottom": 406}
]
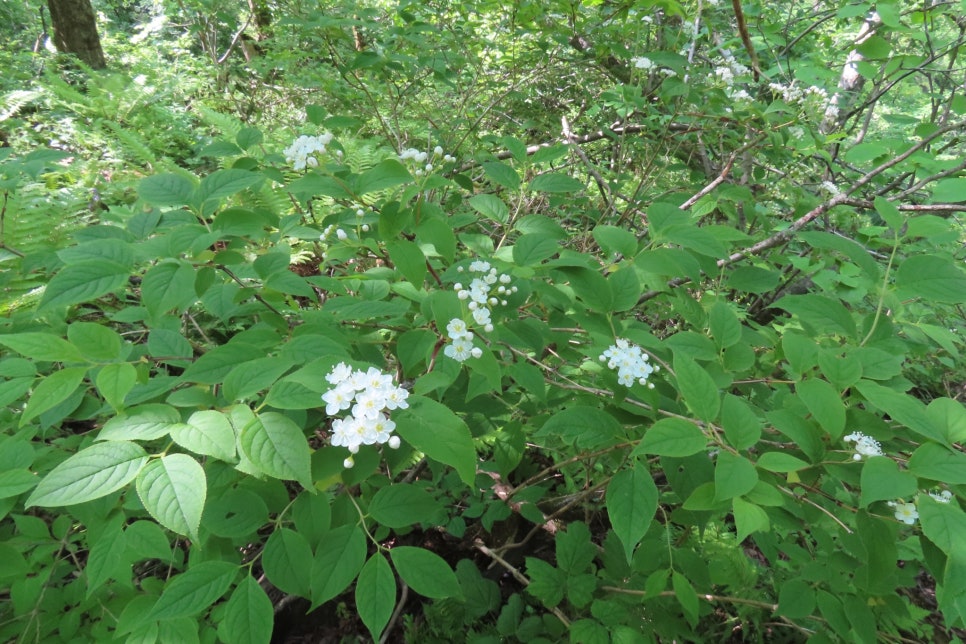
[
  {"left": 673, "top": 353, "right": 720, "bottom": 421},
  {"left": 356, "top": 554, "right": 396, "bottom": 642},
  {"left": 772, "top": 294, "right": 856, "bottom": 337},
  {"left": 85, "top": 514, "right": 129, "bottom": 597},
  {"left": 142, "top": 260, "right": 197, "bottom": 317},
  {"left": 391, "top": 547, "right": 462, "bottom": 599},
  {"left": 932, "top": 177, "right": 966, "bottom": 203},
  {"left": 908, "top": 442, "right": 966, "bottom": 484},
  {"left": 928, "top": 398, "right": 966, "bottom": 443},
  {"left": 21, "top": 366, "right": 88, "bottom": 427},
  {"left": 593, "top": 225, "right": 637, "bottom": 257},
  {"left": 218, "top": 575, "right": 273, "bottom": 644},
  {"left": 606, "top": 461, "right": 658, "bottom": 561},
  {"left": 708, "top": 301, "right": 741, "bottom": 349},
  {"left": 38, "top": 260, "right": 130, "bottom": 311},
  {"left": 26, "top": 440, "right": 147, "bottom": 507},
  {"left": 138, "top": 173, "right": 196, "bottom": 206},
  {"left": 756, "top": 452, "right": 810, "bottom": 472},
  {"left": 733, "top": 497, "right": 770, "bottom": 541},
  {"left": 468, "top": 194, "right": 509, "bottom": 224},
  {"left": 662, "top": 224, "right": 727, "bottom": 258},
  {"left": 713, "top": 452, "right": 758, "bottom": 502},
  {"left": 918, "top": 496, "right": 966, "bottom": 554},
  {"left": 97, "top": 403, "right": 183, "bottom": 442},
  {"left": 536, "top": 406, "right": 622, "bottom": 449},
  {"left": 148, "top": 560, "right": 238, "bottom": 620},
  {"left": 859, "top": 456, "right": 918, "bottom": 507},
  {"left": 635, "top": 418, "right": 707, "bottom": 457},
  {"left": 481, "top": 160, "right": 520, "bottom": 190},
  {"left": 608, "top": 264, "right": 641, "bottom": 312},
  {"left": 262, "top": 528, "right": 313, "bottom": 597},
  {"left": 222, "top": 356, "right": 293, "bottom": 402},
  {"left": 725, "top": 266, "right": 780, "bottom": 293},
  {"left": 387, "top": 239, "right": 427, "bottom": 286},
  {"left": 67, "top": 322, "right": 123, "bottom": 361},
  {"left": 355, "top": 159, "right": 412, "bottom": 195},
  {"left": 395, "top": 396, "right": 476, "bottom": 486},
  {"left": 796, "top": 378, "right": 845, "bottom": 438},
  {"left": 124, "top": 520, "right": 175, "bottom": 562},
  {"left": 896, "top": 255, "right": 966, "bottom": 304},
  {"left": 136, "top": 454, "right": 206, "bottom": 541},
  {"left": 292, "top": 491, "right": 331, "bottom": 545},
  {"left": 525, "top": 557, "right": 566, "bottom": 607},
  {"left": 0, "top": 469, "right": 39, "bottom": 498},
  {"left": 671, "top": 571, "right": 699, "bottom": 626},
  {"left": 720, "top": 394, "right": 761, "bottom": 450},
  {"left": 171, "top": 410, "right": 236, "bottom": 461},
  {"left": 368, "top": 484, "right": 441, "bottom": 528},
  {"left": 777, "top": 578, "right": 816, "bottom": 619},
  {"left": 95, "top": 363, "right": 137, "bottom": 411},
  {"left": 202, "top": 489, "right": 268, "bottom": 539},
  {"left": 240, "top": 412, "right": 313, "bottom": 489},
  {"left": 196, "top": 168, "right": 261, "bottom": 204},
  {"left": 512, "top": 234, "right": 560, "bottom": 266},
  {"left": 181, "top": 342, "right": 262, "bottom": 384},
  {"left": 856, "top": 380, "right": 945, "bottom": 443},
  {"left": 873, "top": 196, "right": 903, "bottom": 230},
  {"left": 0, "top": 333, "right": 85, "bottom": 363},
  {"left": 528, "top": 172, "right": 584, "bottom": 193},
  {"left": 310, "top": 524, "right": 367, "bottom": 607},
  {"left": 818, "top": 350, "right": 863, "bottom": 390}
]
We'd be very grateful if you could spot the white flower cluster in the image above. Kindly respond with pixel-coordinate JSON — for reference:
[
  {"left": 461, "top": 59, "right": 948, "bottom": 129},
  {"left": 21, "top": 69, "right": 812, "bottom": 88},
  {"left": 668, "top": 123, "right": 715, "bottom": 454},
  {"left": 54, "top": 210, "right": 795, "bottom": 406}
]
[
  {"left": 843, "top": 432, "right": 884, "bottom": 460},
  {"left": 321, "top": 362, "right": 409, "bottom": 468},
  {"left": 398, "top": 145, "right": 455, "bottom": 176},
  {"left": 284, "top": 132, "right": 334, "bottom": 171},
  {"left": 599, "top": 338, "right": 658, "bottom": 388},
  {"left": 631, "top": 56, "right": 655, "bottom": 70},
  {"left": 443, "top": 318, "right": 483, "bottom": 363},
  {"left": 928, "top": 489, "right": 953, "bottom": 503},
  {"left": 768, "top": 82, "right": 829, "bottom": 106},
  {"left": 442, "top": 261, "right": 517, "bottom": 363},
  {"left": 887, "top": 500, "right": 918, "bottom": 525}
]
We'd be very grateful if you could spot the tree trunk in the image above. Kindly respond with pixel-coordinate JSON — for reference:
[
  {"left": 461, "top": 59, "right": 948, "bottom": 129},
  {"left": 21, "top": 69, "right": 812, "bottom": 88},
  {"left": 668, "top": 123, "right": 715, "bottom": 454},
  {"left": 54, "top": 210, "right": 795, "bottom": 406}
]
[{"left": 46, "top": 0, "right": 107, "bottom": 69}]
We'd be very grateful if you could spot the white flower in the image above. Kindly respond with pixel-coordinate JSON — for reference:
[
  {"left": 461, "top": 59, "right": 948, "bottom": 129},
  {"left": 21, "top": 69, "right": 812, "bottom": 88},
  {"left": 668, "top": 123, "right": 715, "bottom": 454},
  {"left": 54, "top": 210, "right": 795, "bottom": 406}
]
[
  {"left": 928, "top": 490, "right": 952, "bottom": 504},
  {"left": 444, "top": 336, "right": 475, "bottom": 362},
  {"left": 326, "top": 362, "right": 353, "bottom": 385},
  {"left": 887, "top": 501, "right": 918, "bottom": 525},
  {"left": 843, "top": 432, "right": 884, "bottom": 460},
  {"left": 336, "top": 229, "right": 348, "bottom": 240},
  {"left": 446, "top": 318, "right": 471, "bottom": 339},
  {"left": 283, "top": 133, "right": 333, "bottom": 171},
  {"left": 631, "top": 56, "right": 655, "bottom": 70},
  {"left": 600, "top": 339, "right": 658, "bottom": 388},
  {"left": 322, "top": 364, "right": 406, "bottom": 461},
  {"left": 434, "top": 145, "right": 444, "bottom": 155}
]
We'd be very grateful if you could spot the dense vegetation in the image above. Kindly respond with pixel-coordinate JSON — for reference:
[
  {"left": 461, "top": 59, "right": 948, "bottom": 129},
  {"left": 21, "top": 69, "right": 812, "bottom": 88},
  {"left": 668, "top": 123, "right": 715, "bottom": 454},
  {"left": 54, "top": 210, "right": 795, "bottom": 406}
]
[{"left": 2, "top": 0, "right": 966, "bottom": 642}]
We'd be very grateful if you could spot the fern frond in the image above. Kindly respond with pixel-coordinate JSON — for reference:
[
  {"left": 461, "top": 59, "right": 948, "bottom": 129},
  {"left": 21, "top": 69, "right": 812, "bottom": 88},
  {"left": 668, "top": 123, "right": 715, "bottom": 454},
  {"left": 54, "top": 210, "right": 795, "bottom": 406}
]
[
  {"left": 253, "top": 183, "right": 292, "bottom": 217},
  {"left": 41, "top": 70, "right": 94, "bottom": 113},
  {"left": 191, "top": 104, "right": 246, "bottom": 139},
  {"left": 0, "top": 90, "right": 43, "bottom": 122},
  {"left": 96, "top": 119, "right": 157, "bottom": 168}
]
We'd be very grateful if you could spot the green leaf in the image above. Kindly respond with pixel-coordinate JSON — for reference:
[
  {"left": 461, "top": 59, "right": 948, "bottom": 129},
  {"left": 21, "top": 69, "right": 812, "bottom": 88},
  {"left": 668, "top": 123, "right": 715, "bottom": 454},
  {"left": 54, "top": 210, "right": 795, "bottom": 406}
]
[
  {"left": 528, "top": 172, "right": 584, "bottom": 193},
  {"left": 25, "top": 440, "right": 147, "bottom": 507},
  {"left": 606, "top": 461, "right": 658, "bottom": 561},
  {"left": 796, "top": 378, "right": 846, "bottom": 438},
  {"left": 593, "top": 225, "right": 637, "bottom": 257},
  {"left": 0, "top": 333, "right": 85, "bottom": 363},
  {"left": 859, "top": 456, "right": 918, "bottom": 507},
  {"left": 673, "top": 353, "right": 720, "bottom": 422},
  {"left": 713, "top": 452, "right": 758, "bottom": 502},
  {"left": 262, "top": 528, "right": 313, "bottom": 597},
  {"left": 908, "top": 442, "right": 966, "bottom": 484},
  {"left": 856, "top": 380, "right": 945, "bottom": 443},
  {"left": 536, "top": 406, "right": 622, "bottom": 449},
  {"left": 21, "top": 366, "right": 88, "bottom": 427},
  {"left": 818, "top": 350, "right": 863, "bottom": 390},
  {"left": 240, "top": 412, "right": 313, "bottom": 489},
  {"left": 720, "top": 394, "right": 761, "bottom": 450},
  {"left": 772, "top": 294, "right": 856, "bottom": 337},
  {"left": 67, "top": 322, "right": 123, "bottom": 361},
  {"left": 558, "top": 266, "right": 613, "bottom": 312},
  {"left": 355, "top": 159, "right": 412, "bottom": 195},
  {"left": 756, "top": 452, "right": 810, "bottom": 472},
  {"left": 896, "top": 255, "right": 966, "bottom": 304},
  {"left": 142, "top": 260, "right": 197, "bottom": 317},
  {"left": 38, "top": 260, "right": 131, "bottom": 311},
  {"left": 218, "top": 575, "right": 274, "bottom": 644},
  {"left": 512, "top": 234, "right": 560, "bottom": 266},
  {"left": 310, "top": 525, "right": 367, "bottom": 607},
  {"left": 196, "top": 169, "right": 261, "bottom": 204},
  {"left": 932, "top": 178, "right": 966, "bottom": 203},
  {"left": 356, "top": 553, "right": 396, "bottom": 642},
  {"left": 136, "top": 454, "right": 206, "bottom": 541},
  {"left": 525, "top": 557, "right": 565, "bottom": 607},
  {"left": 481, "top": 160, "right": 520, "bottom": 190},
  {"left": 556, "top": 521, "right": 596, "bottom": 574},
  {"left": 708, "top": 301, "right": 741, "bottom": 349},
  {"left": 468, "top": 194, "right": 509, "bottom": 224},
  {"left": 171, "top": 410, "right": 236, "bottom": 461},
  {"left": 635, "top": 418, "right": 707, "bottom": 457},
  {"left": 95, "top": 363, "right": 137, "bottom": 411},
  {"left": 368, "top": 484, "right": 441, "bottom": 528},
  {"left": 0, "top": 469, "right": 39, "bottom": 498},
  {"left": 395, "top": 396, "right": 476, "bottom": 486},
  {"left": 671, "top": 571, "right": 699, "bottom": 627},
  {"left": 85, "top": 514, "right": 128, "bottom": 597},
  {"left": 725, "top": 266, "right": 780, "bottom": 293},
  {"left": 918, "top": 496, "right": 966, "bottom": 555},
  {"left": 222, "top": 356, "right": 293, "bottom": 402},
  {"left": 291, "top": 491, "right": 331, "bottom": 545},
  {"left": 181, "top": 342, "right": 262, "bottom": 384},
  {"left": 733, "top": 497, "right": 770, "bottom": 541},
  {"left": 391, "top": 547, "right": 462, "bottom": 599},
  {"left": 387, "top": 239, "right": 427, "bottom": 286},
  {"left": 138, "top": 173, "right": 196, "bottom": 206},
  {"left": 148, "top": 560, "right": 238, "bottom": 620},
  {"left": 873, "top": 196, "right": 903, "bottom": 230},
  {"left": 97, "top": 403, "right": 183, "bottom": 442},
  {"left": 927, "top": 398, "right": 966, "bottom": 443},
  {"left": 777, "top": 578, "right": 816, "bottom": 619}
]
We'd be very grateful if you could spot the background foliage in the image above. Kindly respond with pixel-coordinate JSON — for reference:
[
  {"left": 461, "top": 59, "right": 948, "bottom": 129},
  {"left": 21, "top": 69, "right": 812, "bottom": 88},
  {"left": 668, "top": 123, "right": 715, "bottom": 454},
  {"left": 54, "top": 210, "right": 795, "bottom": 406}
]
[{"left": 3, "top": 0, "right": 966, "bottom": 642}]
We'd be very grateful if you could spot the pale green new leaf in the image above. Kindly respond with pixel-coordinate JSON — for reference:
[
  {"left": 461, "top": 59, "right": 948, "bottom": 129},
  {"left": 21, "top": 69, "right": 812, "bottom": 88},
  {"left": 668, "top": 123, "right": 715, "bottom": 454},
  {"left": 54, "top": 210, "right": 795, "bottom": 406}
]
[
  {"left": 26, "top": 440, "right": 147, "bottom": 507},
  {"left": 170, "top": 410, "right": 236, "bottom": 461},
  {"left": 38, "top": 260, "right": 130, "bottom": 311},
  {"left": 240, "top": 412, "right": 313, "bottom": 489},
  {"left": 136, "top": 454, "right": 206, "bottom": 541},
  {"left": 21, "top": 366, "right": 88, "bottom": 427},
  {"left": 148, "top": 560, "right": 238, "bottom": 620},
  {"left": 97, "top": 403, "right": 183, "bottom": 442}
]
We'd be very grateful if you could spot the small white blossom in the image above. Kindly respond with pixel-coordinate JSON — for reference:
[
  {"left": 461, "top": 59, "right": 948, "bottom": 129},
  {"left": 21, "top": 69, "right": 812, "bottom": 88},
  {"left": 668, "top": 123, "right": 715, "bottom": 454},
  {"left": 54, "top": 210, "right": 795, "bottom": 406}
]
[
  {"left": 322, "top": 364, "right": 408, "bottom": 461},
  {"left": 600, "top": 339, "right": 659, "bottom": 388},
  {"left": 284, "top": 132, "right": 333, "bottom": 171},
  {"left": 631, "top": 56, "right": 655, "bottom": 70},
  {"left": 843, "top": 432, "right": 884, "bottom": 460},
  {"left": 887, "top": 501, "right": 918, "bottom": 525},
  {"left": 928, "top": 490, "right": 953, "bottom": 504}
]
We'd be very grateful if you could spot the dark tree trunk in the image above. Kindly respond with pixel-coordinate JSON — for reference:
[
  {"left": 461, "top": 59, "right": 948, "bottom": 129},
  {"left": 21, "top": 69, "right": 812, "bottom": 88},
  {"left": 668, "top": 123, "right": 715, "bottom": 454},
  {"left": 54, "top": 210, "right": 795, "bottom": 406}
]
[{"left": 46, "top": 0, "right": 107, "bottom": 69}]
